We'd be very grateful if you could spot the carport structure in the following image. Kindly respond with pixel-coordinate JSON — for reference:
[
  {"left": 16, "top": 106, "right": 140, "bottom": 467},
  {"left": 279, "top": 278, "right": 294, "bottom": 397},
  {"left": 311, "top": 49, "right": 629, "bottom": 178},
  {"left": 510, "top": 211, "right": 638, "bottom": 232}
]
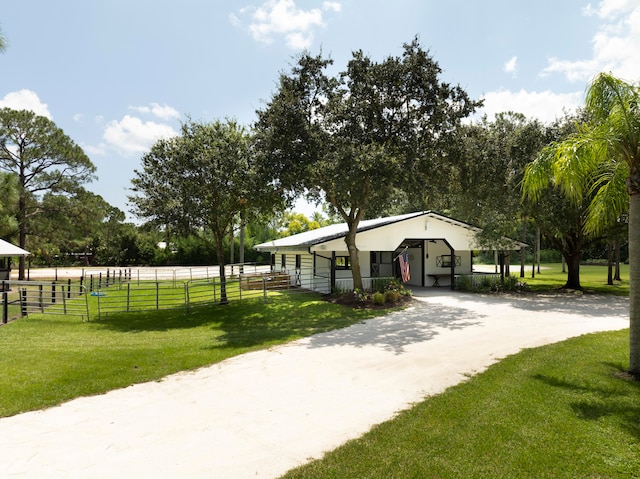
[{"left": 0, "top": 238, "right": 29, "bottom": 285}]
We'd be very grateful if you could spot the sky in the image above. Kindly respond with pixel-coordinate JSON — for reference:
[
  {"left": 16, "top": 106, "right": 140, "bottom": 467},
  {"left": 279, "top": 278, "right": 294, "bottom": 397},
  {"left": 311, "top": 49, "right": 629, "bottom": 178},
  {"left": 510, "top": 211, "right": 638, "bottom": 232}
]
[{"left": 1, "top": 0, "right": 639, "bottom": 221}]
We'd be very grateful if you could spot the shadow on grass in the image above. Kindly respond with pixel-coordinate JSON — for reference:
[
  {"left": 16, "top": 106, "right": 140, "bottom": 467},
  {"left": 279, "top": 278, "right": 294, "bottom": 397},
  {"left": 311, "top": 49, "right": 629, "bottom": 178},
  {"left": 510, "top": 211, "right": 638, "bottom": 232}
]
[
  {"left": 533, "top": 365, "right": 640, "bottom": 441},
  {"left": 306, "top": 298, "right": 484, "bottom": 354},
  {"left": 94, "top": 292, "right": 378, "bottom": 349}
]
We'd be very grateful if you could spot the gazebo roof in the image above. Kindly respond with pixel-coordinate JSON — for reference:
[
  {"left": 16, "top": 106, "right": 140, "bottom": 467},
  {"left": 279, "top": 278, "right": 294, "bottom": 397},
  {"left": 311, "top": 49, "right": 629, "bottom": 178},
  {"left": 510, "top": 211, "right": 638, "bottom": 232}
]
[{"left": 0, "top": 238, "right": 30, "bottom": 257}]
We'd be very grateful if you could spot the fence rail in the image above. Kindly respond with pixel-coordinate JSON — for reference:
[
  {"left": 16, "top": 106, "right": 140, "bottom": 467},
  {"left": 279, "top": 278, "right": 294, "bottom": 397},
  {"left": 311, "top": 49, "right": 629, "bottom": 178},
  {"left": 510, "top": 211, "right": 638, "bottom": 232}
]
[
  {"left": 2, "top": 280, "right": 89, "bottom": 323},
  {"left": 2, "top": 265, "right": 400, "bottom": 322}
]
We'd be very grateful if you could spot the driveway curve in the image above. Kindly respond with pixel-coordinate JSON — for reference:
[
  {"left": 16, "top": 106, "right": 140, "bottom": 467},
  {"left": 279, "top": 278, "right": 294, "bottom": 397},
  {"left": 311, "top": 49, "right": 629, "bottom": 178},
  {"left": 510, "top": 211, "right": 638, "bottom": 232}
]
[{"left": 0, "top": 290, "right": 629, "bottom": 478}]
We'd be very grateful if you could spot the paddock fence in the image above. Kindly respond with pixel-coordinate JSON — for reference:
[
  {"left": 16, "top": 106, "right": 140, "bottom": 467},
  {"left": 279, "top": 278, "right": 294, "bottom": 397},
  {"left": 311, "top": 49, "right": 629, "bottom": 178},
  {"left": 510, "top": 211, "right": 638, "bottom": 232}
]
[
  {"left": 1, "top": 280, "right": 89, "bottom": 323},
  {"left": 2, "top": 264, "right": 400, "bottom": 322}
]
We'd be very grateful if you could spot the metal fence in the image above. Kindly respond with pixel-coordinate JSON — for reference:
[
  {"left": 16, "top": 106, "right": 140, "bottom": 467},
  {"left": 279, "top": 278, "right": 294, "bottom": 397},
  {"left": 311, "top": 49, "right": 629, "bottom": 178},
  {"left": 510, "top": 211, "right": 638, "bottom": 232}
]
[
  {"left": 2, "top": 280, "right": 89, "bottom": 323},
  {"left": 2, "top": 264, "right": 399, "bottom": 322}
]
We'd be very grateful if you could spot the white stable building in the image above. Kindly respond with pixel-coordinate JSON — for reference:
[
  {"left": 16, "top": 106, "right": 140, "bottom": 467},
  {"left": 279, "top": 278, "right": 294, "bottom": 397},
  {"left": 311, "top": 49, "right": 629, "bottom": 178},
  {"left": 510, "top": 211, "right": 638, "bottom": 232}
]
[{"left": 255, "top": 211, "right": 525, "bottom": 293}]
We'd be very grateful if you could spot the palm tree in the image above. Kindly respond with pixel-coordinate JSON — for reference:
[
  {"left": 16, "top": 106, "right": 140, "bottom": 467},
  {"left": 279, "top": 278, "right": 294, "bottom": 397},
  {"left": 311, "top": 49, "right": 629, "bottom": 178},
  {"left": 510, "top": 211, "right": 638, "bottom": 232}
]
[{"left": 523, "top": 73, "right": 639, "bottom": 377}]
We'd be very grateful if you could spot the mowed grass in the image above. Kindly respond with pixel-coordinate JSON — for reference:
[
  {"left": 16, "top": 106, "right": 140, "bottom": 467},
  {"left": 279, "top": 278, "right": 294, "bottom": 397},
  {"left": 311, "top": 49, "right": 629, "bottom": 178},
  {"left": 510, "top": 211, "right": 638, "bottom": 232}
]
[
  {"left": 0, "top": 291, "right": 383, "bottom": 418},
  {"left": 522, "top": 262, "right": 630, "bottom": 296},
  {"left": 282, "top": 330, "right": 640, "bottom": 478}
]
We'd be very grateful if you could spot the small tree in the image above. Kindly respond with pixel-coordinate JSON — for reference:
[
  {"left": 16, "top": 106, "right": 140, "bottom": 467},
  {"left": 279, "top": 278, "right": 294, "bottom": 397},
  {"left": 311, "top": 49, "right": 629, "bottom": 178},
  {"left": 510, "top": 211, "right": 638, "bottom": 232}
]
[{"left": 131, "top": 119, "right": 279, "bottom": 303}]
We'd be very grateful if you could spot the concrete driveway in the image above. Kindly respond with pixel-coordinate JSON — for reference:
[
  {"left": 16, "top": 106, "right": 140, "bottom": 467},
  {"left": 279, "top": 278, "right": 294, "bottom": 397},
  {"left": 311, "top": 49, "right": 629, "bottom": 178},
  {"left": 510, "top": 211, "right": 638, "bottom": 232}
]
[{"left": 0, "top": 290, "right": 629, "bottom": 478}]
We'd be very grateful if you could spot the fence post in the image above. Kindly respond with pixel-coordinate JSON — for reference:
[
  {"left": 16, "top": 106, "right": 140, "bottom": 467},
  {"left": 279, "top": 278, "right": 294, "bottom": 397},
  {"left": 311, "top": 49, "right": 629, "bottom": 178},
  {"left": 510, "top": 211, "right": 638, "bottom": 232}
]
[
  {"left": 62, "top": 284, "right": 67, "bottom": 314},
  {"left": 263, "top": 274, "right": 268, "bottom": 302},
  {"left": 20, "top": 288, "right": 27, "bottom": 317},
  {"left": 127, "top": 283, "right": 131, "bottom": 312},
  {"left": 99, "top": 272, "right": 102, "bottom": 289},
  {"left": 156, "top": 282, "right": 159, "bottom": 310},
  {"left": 67, "top": 278, "right": 72, "bottom": 299},
  {"left": 52, "top": 282, "right": 56, "bottom": 304},
  {"left": 2, "top": 287, "right": 7, "bottom": 324},
  {"left": 39, "top": 284, "right": 44, "bottom": 312},
  {"left": 106, "top": 269, "right": 110, "bottom": 287}
]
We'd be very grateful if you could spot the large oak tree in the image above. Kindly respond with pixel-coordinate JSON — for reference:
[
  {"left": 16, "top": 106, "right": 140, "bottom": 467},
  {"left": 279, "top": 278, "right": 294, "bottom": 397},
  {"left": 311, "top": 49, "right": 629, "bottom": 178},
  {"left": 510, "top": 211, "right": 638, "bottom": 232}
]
[{"left": 254, "top": 38, "right": 480, "bottom": 290}]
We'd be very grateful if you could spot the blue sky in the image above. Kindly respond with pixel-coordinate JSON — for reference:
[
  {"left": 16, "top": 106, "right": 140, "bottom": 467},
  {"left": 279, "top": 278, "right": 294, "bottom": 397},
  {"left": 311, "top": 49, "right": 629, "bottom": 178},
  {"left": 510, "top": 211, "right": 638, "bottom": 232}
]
[{"left": 1, "top": 0, "right": 639, "bottom": 220}]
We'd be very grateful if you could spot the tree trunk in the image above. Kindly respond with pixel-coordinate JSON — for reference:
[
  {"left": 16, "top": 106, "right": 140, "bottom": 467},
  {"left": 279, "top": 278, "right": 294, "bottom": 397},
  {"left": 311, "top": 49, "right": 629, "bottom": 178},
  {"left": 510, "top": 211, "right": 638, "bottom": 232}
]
[
  {"left": 607, "top": 243, "right": 614, "bottom": 286},
  {"left": 18, "top": 189, "right": 27, "bottom": 280},
  {"left": 345, "top": 223, "right": 363, "bottom": 291},
  {"left": 214, "top": 231, "right": 228, "bottom": 304},
  {"left": 531, "top": 227, "right": 537, "bottom": 279},
  {"left": 614, "top": 239, "right": 621, "bottom": 281},
  {"left": 229, "top": 227, "right": 234, "bottom": 268},
  {"left": 628, "top": 192, "right": 640, "bottom": 376},
  {"left": 563, "top": 251, "right": 582, "bottom": 290},
  {"left": 536, "top": 228, "right": 541, "bottom": 274},
  {"left": 520, "top": 219, "right": 527, "bottom": 278},
  {"left": 239, "top": 211, "right": 245, "bottom": 274}
]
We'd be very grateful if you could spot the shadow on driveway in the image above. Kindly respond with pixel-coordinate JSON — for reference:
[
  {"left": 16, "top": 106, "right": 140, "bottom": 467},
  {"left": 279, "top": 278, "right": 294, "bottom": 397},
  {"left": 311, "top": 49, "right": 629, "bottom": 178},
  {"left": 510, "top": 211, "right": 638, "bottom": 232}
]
[
  {"left": 306, "top": 288, "right": 629, "bottom": 355},
  {"left": 306, "top": 295, "right": 484, "bottom": 355}
]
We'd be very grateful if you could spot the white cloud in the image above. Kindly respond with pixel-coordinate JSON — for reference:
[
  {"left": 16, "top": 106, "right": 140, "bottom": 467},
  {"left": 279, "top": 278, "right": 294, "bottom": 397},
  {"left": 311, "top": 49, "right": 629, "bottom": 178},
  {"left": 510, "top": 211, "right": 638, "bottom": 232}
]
[
  {"left": 233, "top": 0, "right": 341, "bottom": 49},
  {"left": 82, "top": 143, "right": 108, "bottom": 157},
  {"left": 583, "top": 0, "right": 635, "bottom": 19},
  {"left": 503, "top": 56, "right": 518, "bottom": 77},
  {"left": 542, "top": 1, "right": 640, "bottom": 82},
  {"left": 128, "top": 102, "right": 180, "bottom": 121},
  {"left": 73, "top": 113, "right": 85, "bottom": 123},
  {"left": 477, "top": 89, "right": 583, "bottom": 124},
  {"left": 322, "top": 1, "right": 342, "bottom": 12},
  {"left": 0, "top": 89, "right": 52, "bottom": 119},
  {"left": 102, "top": 115, "right": 178, "bottom": 157}
]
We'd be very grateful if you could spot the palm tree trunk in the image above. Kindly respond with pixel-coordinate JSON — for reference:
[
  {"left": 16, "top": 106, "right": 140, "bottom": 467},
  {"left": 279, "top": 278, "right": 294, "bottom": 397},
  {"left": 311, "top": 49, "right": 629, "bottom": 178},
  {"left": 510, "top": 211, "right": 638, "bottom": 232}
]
[{"left": 629, "top": 192, "right": 640, "bottom": 376}]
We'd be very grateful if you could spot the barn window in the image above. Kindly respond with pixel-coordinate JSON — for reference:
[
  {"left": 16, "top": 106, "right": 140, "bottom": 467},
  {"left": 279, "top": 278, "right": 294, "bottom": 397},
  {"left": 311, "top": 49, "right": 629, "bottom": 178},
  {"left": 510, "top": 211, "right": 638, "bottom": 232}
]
[{"left": 335, "top": 256, "right": 350, "bottom": 270}]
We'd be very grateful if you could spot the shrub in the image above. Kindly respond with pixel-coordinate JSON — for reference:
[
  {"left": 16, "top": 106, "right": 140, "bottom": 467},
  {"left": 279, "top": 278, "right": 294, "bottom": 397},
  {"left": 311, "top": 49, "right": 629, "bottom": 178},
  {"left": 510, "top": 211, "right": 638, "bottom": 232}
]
[
  {"left": 455, "top": 275, "right": 472, "bottom": 291},
  {"left": 385, "top": 279, "right": 412, "bottom": 297},
  {"left": 384, "top": 290, "right": 399, "bottom": 303},
  {"left": 372, "top": 292, "right": 385, "bottom": 305}
]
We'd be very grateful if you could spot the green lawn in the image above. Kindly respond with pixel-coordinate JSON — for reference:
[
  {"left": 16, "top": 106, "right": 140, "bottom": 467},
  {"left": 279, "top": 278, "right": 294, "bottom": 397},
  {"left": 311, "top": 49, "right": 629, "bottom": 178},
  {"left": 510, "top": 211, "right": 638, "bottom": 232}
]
[
  {"left": 0, "top": 291, "right": 384, "bottom": 418},
  {"left": 516, "top": 262, "right": 629, "bottom": 296}
]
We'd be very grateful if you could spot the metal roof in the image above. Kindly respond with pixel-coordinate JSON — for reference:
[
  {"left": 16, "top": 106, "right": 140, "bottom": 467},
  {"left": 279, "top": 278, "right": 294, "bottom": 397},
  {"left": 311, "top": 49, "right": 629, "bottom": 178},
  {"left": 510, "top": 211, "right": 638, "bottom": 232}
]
[
  {"left": 0, "top": 238, "right": 30, "bottom": 257},
  {"left": 254, "top": 211, "right": 502, "bottom": 252}
]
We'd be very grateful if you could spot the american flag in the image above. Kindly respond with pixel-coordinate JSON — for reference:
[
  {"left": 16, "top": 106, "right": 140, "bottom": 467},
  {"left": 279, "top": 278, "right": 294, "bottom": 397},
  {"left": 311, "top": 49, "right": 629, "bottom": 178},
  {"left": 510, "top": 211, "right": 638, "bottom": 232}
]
[{"left": 399, "top": 251, "right": 411, "bottom": 282}]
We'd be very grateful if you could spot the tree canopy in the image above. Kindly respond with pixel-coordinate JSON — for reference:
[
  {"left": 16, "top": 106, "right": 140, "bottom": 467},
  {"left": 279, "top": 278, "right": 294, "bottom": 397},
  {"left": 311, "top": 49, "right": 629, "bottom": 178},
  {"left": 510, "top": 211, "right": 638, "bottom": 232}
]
[
  {"left": 254, "top": 38, "right": 480, "bottom": 289},
  {"left": 523, "top": 73, "right": 640, "bottom": 377},
  {"left": 130, "top": 118, "right": 280, "bottom": 302},
  {"left": 0, "top": 108, "right": 96, "bottom": 278}
]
